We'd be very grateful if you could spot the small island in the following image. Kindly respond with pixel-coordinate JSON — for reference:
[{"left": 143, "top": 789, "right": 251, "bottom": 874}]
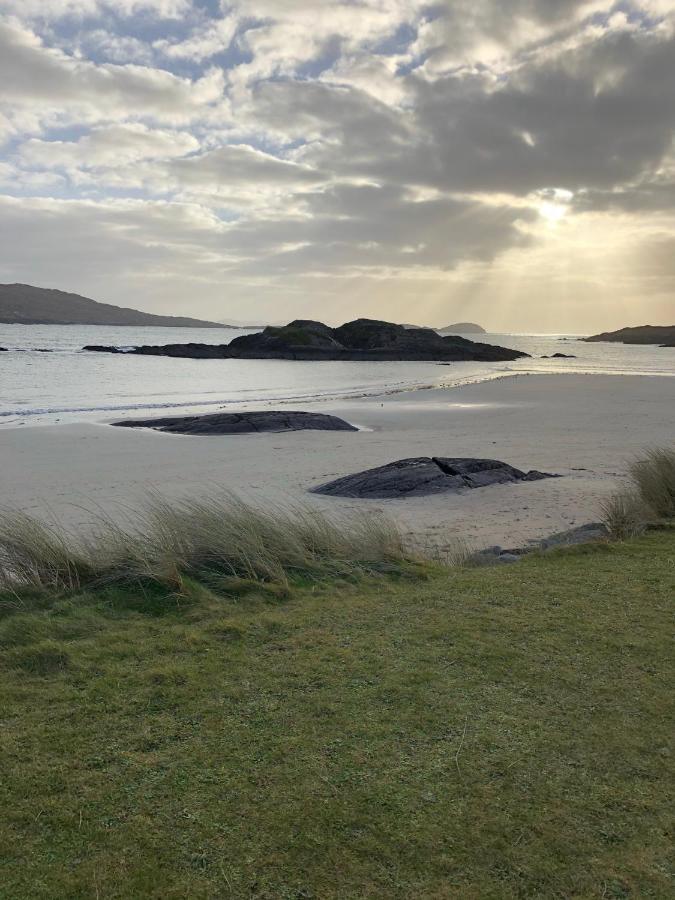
[
  {"left": 85, "top": 317, "right": 527, "bottom": 362},
  {"left": 585, "top": 324, "right": 675, "bottom": 346}
]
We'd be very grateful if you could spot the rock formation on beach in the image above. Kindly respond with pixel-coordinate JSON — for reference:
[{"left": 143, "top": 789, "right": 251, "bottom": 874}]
[
  {"left": 0, "top": 283, "right": 225, "bottom": 328},
  {"left": 113, "top": 410, "right": 358, "bottom": 435},
  {"left": 585, "top": 324, "right": 675, "bottom": 345},
  {"left": 85, "top": 318, "right": 528, "bottom": 362},
  {"left": 437, "top": 322, "right": 487, "bottom": 334},
  {"left": 312, "top": 456, "right": 556, "bottom": 498}
]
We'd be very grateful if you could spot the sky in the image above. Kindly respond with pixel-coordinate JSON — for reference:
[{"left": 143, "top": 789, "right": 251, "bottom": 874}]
[{"left": 0, "top": 1, "right": 674, "bottom": 332}]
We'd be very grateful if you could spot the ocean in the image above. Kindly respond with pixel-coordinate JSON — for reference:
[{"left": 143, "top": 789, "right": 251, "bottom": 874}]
[{"left": 1, "top": 323, "right": 673, "bottom": 428}]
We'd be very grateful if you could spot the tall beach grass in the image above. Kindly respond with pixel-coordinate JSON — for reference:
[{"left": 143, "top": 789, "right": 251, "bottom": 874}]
[
  {"left": 628, "top": 446, "right": 675, "bottom": 519},
  {"left": 0, "top": 493, "right": 429, "bottom": 595},
  {"left": 601, "top": 445, "right": 675, "bottom": 539}
]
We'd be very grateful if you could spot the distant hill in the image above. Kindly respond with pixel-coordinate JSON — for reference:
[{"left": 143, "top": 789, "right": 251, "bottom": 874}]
[
  {"left": 438, "top": 322, "right": 486, "bottom": 334},
  {"left": 585, "top": 325, "right": 675, "bottom": 346},
  {"left": 0, "top": 284, "right": 226, "bottom": 328}
]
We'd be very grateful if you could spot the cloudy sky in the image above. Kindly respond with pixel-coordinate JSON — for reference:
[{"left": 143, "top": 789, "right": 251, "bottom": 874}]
[{"left": 0, "top": 0, "right": 673, "bottom": 331}]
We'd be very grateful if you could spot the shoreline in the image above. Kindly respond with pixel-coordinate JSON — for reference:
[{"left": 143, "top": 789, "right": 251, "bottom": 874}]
[
  {"left": 2, "top": 366, "right": 674, "bottom": 432},
  {"left": 2, "top": 373, "right": 674, "bottom": 551}
]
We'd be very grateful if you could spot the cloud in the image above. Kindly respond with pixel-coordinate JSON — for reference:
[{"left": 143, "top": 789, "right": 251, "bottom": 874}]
[
  {"left": 20, "top": 124, "right": 199, "bottom": 169},
  {"left": 0, "top": 1, "right": 189, "bottom": 19},
  {"left": 170, "top": 144, "right": 327, "bottom": 187},
  {"left": 0, "top": 18, "right": 225, "bottom": 130},
  {"left": 0, "top": 1, "right": 674, "bottom": 328},
  {"left": 224, "top": 0, "right": 425, "bottom": 92},
  {"left": 154, "top": 15, "right": 238, "bottom": 62}
]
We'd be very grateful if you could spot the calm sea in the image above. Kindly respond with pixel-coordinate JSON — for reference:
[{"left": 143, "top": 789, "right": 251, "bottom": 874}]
[{"left": 1, "top": 323, "right": 673, "bottom": 428}]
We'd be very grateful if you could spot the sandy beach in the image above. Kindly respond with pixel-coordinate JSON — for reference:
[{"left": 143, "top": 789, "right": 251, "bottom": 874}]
[{"left": 2, "top": 373, "right": 674, "bottom": 552}]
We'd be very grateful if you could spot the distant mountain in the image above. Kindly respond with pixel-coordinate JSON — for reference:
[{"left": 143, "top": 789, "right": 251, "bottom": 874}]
[
  {"left": 438, "top": 322, "right": 486, "bottom": 334},
  {"left": 585, "top": 325, "right": 675, "bottom": 346},
  {"left": 0, "top": 284, "right": 226, "bottom": 328}
]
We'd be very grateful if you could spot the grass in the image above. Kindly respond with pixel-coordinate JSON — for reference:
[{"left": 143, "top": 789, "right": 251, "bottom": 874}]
[
  {"left": 0, "top": 494, "right": 427, "bottom": 594},
  {"left": 628, "top": 447, "right": 675, "bottom": 520},
  {"left": 601, "top": 445, "right": 675, "bottom": 539},
  {"left": 0, "top": 528, "right": 673, "bottom": 898},
  {"left": 599, "top": 489, "right": 652, "bottom": 541}
]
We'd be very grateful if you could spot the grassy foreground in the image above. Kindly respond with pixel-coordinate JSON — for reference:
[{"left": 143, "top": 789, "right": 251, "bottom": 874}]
[{"left": 1, "top": 531, "right": 673, "bottom": 898}]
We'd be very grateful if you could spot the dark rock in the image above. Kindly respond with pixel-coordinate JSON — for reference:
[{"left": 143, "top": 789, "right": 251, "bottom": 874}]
[
  {"left": 1, "top": 347, "right": 54, "bottom": 353},
  {"left": 84, "top": 343, "right": 231, "bottom": 358},
  {"left": 112, "top": 410, "right": 358, "bottom": 435},
  {"left": 312, "top": 456, "right": 557, "bottom": 498},
  {"left": 84, "top": 318, "right": 529, "bottom": 363},
  {"left": 0, "top": 347, "right": 7, "bottom": 351},
  {"left": 541, "top": 353, "right": 576, "bottom": 358}
]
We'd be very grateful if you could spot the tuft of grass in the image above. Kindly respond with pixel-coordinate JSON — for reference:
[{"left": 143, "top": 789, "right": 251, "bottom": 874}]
[
  {"left": 0, "top": 493, "right": 427, "bottom": 595},
  {"left": 628, "top": 445, "right": 675, "bottom": 519},
  {"left": 600, "top": 445, "right": 675, "bottom": 538},
  {"left": 600, "top": 488, "right": 652, "bottom": 540},
  {"left": 0, "top": 511, "right": 93, "bottom": 592}
]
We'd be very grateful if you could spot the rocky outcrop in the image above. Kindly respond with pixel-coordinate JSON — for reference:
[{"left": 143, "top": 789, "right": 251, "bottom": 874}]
[
  {"left": 112, "top": 410, "right": 358, "bottom": 435},
  {"left": 86, "top": 343, "right": 233, "bottom": 358},
  {"left": 312, "top": 457, "right": 556, "bottom": 499},
  {"left": 541, "top": 353, "right": 576, "bottom": 358},
  {"left": 585, "top": 325, "right": 675, "bottom": 345},
  {"left": 84, "top": 318, "right": 528, "bottom": 362}
]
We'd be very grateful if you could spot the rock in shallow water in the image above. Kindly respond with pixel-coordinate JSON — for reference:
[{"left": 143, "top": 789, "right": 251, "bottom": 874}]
[
  {"left": 312, "top": 457, "right": 557, "bottom": 498},
  {"left": 112, "top": 410, "right": 358, "bottom": 435}
]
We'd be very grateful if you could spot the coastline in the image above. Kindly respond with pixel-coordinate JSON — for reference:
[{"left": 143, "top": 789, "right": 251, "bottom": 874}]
[
  {"left": 2, "top": 372, "right": 674, "bottom": 552},
  {"left": 2, "top": 364, "right": 674, "bottom": 430}
]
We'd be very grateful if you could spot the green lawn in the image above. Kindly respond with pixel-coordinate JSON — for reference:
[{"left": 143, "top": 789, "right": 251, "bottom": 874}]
[{"left": 1, "top": 532, "right": 673, "bottom": 898}]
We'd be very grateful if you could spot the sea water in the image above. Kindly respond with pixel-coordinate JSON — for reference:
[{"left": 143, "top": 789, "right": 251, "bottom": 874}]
[{"left": 0, "top": 323, "right": 673, "bottom": 428}]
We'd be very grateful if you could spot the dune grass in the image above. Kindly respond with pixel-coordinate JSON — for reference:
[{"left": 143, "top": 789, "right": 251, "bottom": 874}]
[
  {"left": 628, "top": 446, "right": 675, "bottom": 520},
  {"left": 0, "top": 528, "right": 672, "bottom": 898},
  {"left": 601, "top": 445, "right": 675, "bottom": 539},
  {"left": 599, "top": 489, "right": 653, "bottom": 541},
  {"left": 0, "top": 493, "right": 429, "bottom": 595}
]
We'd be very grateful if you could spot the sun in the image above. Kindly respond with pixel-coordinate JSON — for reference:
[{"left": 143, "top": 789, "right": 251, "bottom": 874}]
[
  {"left": 538, "top": 200, "right": 568, "bottom": 223},
  {"left": 536, "top": 188, "right": 573, "bottom": 226}
]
